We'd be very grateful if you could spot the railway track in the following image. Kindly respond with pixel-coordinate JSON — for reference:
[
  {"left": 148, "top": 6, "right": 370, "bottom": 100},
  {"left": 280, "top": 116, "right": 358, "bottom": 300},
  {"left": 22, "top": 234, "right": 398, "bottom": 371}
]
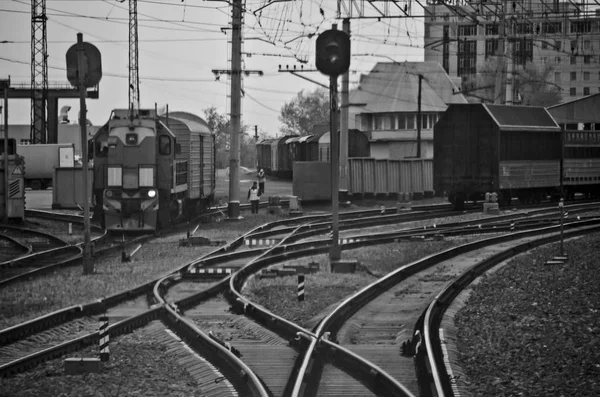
[{"left": 2, "top": 202, "right": 598, "bottom": 396}]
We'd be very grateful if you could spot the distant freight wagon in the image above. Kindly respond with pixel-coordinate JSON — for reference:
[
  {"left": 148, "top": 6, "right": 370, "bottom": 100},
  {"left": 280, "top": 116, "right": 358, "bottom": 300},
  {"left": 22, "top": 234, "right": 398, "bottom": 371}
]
[{"left": 17, "top": 143, "right": 75, "bottom": 190}]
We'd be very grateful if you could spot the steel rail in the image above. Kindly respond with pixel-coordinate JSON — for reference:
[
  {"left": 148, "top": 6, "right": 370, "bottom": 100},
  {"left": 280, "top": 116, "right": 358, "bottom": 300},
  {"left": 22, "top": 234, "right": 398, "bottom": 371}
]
[{"left": 423, "top": 219, "right": 600, "bottom": 397}]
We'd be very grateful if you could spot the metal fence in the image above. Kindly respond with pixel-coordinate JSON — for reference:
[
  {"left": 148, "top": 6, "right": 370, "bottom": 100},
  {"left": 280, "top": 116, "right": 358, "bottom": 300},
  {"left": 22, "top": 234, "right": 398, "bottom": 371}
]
[{"left": 348, "top": 158, "right": 434, "bottom": 197}]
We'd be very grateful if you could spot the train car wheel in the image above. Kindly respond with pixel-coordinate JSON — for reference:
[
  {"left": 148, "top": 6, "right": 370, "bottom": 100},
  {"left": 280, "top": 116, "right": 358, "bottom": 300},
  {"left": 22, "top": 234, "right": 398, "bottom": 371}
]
[{"left": 452, "top": 193, "right": 465, "bottom": 211}]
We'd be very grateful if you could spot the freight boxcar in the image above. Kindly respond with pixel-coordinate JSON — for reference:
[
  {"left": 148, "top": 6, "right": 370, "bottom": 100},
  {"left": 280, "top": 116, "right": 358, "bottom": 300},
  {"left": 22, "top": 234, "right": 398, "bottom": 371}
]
[
  {"left": 269, "top": 135, "right": 296, "bottom": 179},
  {"left": 256, "top": 138, "right": 275, "bottom": 174},
  {"left": 318, "top": 129, "right": 370, "bottom": 162},
  {"left": 547, "top": 94, "right": 600, "bottom": 199},
  {"left": 434, "top": 104, "right": 562, "bottom": 209}
]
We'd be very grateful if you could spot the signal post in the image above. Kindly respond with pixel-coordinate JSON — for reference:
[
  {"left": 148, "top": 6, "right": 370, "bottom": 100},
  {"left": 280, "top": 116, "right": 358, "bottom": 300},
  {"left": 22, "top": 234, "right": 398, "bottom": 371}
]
[{"left": 315, "top": 25, "right": 357, "bottom": 272}]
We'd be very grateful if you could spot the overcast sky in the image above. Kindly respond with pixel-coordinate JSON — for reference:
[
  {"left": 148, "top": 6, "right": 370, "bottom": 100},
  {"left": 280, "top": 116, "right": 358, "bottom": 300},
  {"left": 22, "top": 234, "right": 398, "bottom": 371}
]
[{"left": 1, "top": 0, "right": 424, "bottom": 137}]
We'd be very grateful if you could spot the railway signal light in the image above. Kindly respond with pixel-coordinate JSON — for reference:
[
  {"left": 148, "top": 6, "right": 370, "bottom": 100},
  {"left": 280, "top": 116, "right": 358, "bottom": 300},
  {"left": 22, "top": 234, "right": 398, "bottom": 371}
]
[{"left": 315, "top": 29, "right": 350, "bottom": 76}]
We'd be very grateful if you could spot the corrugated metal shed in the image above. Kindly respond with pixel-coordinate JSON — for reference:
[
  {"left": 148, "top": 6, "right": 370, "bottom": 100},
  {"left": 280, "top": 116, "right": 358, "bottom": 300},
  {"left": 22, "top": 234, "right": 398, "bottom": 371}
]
[
  {"left": 483, "top": 104, "right": 561, "bottom": 131},
  {"left": 349, "top": 61, "right": 467, "bottom": 114}
]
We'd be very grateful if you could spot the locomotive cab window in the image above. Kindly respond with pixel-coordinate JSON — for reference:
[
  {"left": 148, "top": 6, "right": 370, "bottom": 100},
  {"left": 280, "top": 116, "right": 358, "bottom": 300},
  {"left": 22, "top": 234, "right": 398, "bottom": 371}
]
[
  {"left": 159, "top": 135, "right": 171, "bottom": 155},
  {"left": 125, "top": 133, "right": 138, "bottom": 145}
]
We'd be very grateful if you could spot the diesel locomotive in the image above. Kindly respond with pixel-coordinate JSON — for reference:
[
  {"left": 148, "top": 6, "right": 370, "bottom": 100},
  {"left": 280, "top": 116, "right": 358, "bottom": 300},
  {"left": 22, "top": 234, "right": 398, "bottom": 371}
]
[{"left": 91, "top": 108, "right": 216, "bottom": 231}]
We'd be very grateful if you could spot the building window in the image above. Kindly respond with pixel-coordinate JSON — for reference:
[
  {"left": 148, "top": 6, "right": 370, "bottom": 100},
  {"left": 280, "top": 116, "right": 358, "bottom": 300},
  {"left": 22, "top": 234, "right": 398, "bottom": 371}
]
[
  {"left": 513, "top": 38, "right": 533, "bottom": 66},
  {"left": 458, "top": 24, "right": 477, "bottom": 36},
  {"left": 485, "top": 39, "right": 499, "bottom": 58},
  {"left": 584, "top": 40, "right": 591, "bottom": 50},
  {"left": 554, "top": 40, "right": 561, "bottom": 51},
  {"left": 406, "top": 114, "right": 414, "bottom": 129},
  {"left": 515, "top": 22, "right": 533, "bottom": 34},
  {"left": 374, "top": 115, "right": 383, "bottom": 130},
  {"left": 571, "top": 21, "right": 592, "bottom": 34},
  {"left": 458, "top": 39, "right": 477, "bottom": 77},
  {"left": 555, "top": 56, "right": 561, "bottom": 65},
  {"left": 541, "top": 57, "right": 547, "bottom": 64},
  {"left": 397, "top": 114, "right": 406, "bottom": 130},
  {"left": 570, "top": 87, "right": 576, "bottom": 96},
  {"left": 584, "top": 87, "right": 590, "bottom": 95},
  {"left": 571, "top": 72, "right": 577, "bottom": 81},
  {"left": 584, "top": 72, "right": 590, "bottom": 81},
  {"left": 542, "top": 41, "right": 548, "bottom": 50},
  {"left": 555, "top": 72, "right": 561, "bottom": 82},
  {"left": 420, "top": 114, "right": 429, "bottom": 130},
  {"left": 571, "top": 40, "right": 578, "bottom": 52},
  {"left": 584, "top": 55, "right": 591, "bottom": 64},
  {"left": 485, "top": 23, "right": 498, "bottom": 35},
  {"left": 570, "top": 56, "right": 577, "bottom": 65},
  {"left": 542, "top": 21, "right": 562, "bottom": 34}
]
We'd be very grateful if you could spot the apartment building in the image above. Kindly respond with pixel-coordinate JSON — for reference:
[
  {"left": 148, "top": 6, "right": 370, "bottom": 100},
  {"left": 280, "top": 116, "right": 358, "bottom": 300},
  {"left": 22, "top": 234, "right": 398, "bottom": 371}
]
[{"left": 423, "top": 0, "right": 600, "bottom": 101}]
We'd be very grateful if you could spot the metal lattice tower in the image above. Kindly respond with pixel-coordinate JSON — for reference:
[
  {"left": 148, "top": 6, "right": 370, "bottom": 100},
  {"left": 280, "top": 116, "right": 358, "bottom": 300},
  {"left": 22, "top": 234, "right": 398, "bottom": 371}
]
[
  {"left": 129, "top": 0, "right": 140, "bottom": 115},
  {"left": 31, "top": 0, "right": 48, "bottom": 144}
]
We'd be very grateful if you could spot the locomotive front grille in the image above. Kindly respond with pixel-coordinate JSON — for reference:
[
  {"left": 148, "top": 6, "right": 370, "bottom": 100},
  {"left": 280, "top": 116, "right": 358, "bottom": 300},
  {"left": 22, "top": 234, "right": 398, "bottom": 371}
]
[{"left": 121, "top": 199, "right": 142, "bottom": 215}]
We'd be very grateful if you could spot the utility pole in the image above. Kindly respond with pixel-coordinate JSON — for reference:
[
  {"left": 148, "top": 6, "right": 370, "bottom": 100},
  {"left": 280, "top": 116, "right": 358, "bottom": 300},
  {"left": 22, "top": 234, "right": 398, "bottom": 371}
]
[
  {"left": 505, "top": 1, "right": 515, "bottom": 105},
  {"left": 128, "top": 0, "right": 140, "bottom": 116},
  {"left": 416, "top": 74, "right": 422, "bottom": 158},
  {"left": 493, "top": 4, "right": 506, "bottom": 104},
  {"left": 228, "top": 0, "right": 243, "bottom": 220},
  {"left": 339, "top": 18, "right": 350, "bottom": 194},
  {"left": 1, "top": 78, "right": 9, "bottom": 222},
  {"left": 215, "top": 0, "right": 263, "bottom": 219},
  {"left": 77, "top": 34, "right": 92, "bottom": 274},
  {"left": 31, "top": 0, "right": 48, "bottom": 144},
  {"left": 329, "top": 72, "right": 341, "bottom": 260}
]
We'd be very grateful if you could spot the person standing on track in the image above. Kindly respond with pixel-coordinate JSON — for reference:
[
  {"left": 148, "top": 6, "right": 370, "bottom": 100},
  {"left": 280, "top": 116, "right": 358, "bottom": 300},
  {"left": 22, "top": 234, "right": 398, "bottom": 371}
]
[
  {"left": 257, "top": 168, "right": 266, "bottom": 196},
  {"left": 247, "top": 181, "right": 261, "bottom": 214}
]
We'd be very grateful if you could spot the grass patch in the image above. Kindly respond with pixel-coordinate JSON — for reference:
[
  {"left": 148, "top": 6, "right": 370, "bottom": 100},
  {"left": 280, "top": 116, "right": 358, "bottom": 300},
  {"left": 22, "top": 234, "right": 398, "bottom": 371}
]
[
  {"left": 245, "top": 266, "right": 376, "bottom": 329},
  {"left": 0, "top": 214, "right": 282, "bottom": 330},
  {"left": 455, "top": 232, "right": 600, "bottom": 396},
  {"left": 244, "top": 237, "right": 476, "bottom": 327}
]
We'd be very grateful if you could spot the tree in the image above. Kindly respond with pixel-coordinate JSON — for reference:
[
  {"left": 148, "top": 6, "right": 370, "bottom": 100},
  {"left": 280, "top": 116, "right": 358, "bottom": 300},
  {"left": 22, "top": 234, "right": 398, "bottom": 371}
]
[
  {"left": 278, "top": 88, "right": 330, "bottom": 136},
  {"left": 461, "top": 56, "right": 562, "bottom": 107},
  {"left": 514, "top": 62, "right": 563, "bottom": 107},
  {"left": 203, "top": 107, "right": 257, "bottom": 169},
  {"left": 203, "top": 107, "right": 230, "bottom": 169}
]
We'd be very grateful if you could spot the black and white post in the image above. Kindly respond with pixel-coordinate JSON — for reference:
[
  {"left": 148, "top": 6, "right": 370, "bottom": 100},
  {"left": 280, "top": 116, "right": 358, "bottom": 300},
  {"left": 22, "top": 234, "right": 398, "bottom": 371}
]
[
  {"left": 559, "top": 198, "right": 564, "bottom": 256},
  {"left": 98, "top": 316, "right": 109, "bottom": 362},
  {"left": 297, "top": 274, "right": 305, "bottom": 302}
]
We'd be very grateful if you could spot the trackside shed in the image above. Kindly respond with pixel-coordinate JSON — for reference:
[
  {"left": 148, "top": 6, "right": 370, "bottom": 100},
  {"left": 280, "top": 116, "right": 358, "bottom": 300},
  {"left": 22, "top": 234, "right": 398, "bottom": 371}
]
[{"left": 434, "top": 103, "right": 561, "bottom": 208}]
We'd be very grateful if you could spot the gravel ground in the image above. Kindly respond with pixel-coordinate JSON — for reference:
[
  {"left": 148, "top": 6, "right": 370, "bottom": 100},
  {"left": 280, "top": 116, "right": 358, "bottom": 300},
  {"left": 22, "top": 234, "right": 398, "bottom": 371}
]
[
  {"left": 0, "top": 322, "right": 203, "bottom": 397},
  {"left": 455, "top": 232, "right": 600, "bottom": 397}
]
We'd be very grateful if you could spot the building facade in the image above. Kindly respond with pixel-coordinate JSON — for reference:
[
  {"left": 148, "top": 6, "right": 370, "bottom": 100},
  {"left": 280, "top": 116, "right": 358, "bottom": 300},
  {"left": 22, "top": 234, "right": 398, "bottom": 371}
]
[
  {"left": 423, "top": 0, "right": 600, "bottom": 101},
  {"left": 349, "top": 61, "right": 467, "bottom": 160}
]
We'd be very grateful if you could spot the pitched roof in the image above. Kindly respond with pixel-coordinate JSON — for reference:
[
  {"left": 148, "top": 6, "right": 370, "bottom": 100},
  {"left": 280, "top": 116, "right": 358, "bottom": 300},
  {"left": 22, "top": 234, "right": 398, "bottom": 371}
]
[
  {"left": 349, "top": 62, "right": 467, "bottom": 114},
  {"left": 546, "top": 93, "right": 600, "bottom": 124},
  {"left": 483, "top": 104, "right": 560, "bottom": 131}
]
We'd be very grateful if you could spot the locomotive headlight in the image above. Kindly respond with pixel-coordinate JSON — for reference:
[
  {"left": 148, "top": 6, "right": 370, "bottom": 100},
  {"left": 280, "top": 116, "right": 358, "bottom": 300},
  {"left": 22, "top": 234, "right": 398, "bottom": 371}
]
[
  {"left": 147, "top": 189, "right": 157, "bottom": 198},
  {"left": 106, "top": 190, "right": 113, "bottom": 198}
]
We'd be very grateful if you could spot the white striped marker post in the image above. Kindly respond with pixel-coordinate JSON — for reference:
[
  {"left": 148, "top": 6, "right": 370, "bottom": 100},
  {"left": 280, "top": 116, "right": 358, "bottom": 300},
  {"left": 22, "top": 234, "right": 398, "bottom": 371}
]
[
  {"left": 99, "top": 316, "right": 109, "bottom": 362},
  {"left": 297, "top": 274, "right": 305, "bottom": 302}
]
